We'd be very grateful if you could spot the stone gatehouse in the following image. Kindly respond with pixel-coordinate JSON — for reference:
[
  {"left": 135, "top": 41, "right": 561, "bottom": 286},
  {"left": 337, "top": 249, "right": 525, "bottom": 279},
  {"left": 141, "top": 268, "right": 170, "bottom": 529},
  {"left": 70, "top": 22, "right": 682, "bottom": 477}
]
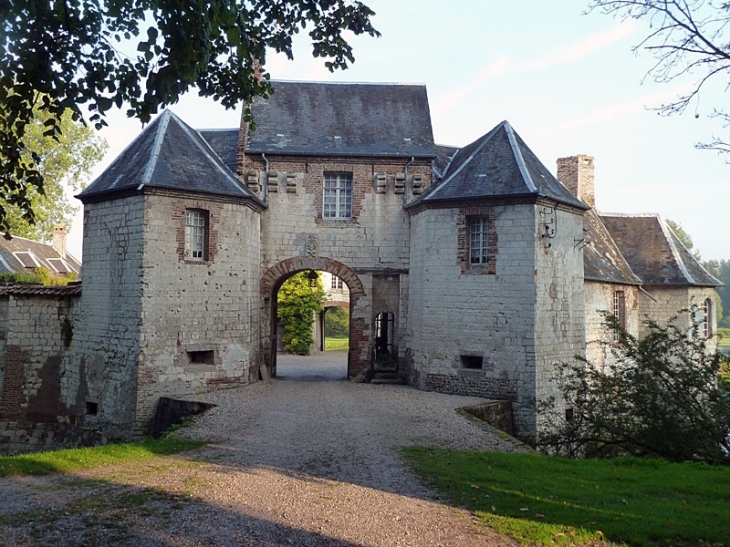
[{"left": 0, "top": 81, "right": 720, "bottom": 453}]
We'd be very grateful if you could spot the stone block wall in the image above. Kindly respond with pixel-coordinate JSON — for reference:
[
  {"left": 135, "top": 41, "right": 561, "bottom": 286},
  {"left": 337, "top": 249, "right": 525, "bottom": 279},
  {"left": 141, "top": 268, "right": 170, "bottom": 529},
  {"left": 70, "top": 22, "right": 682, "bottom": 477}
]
[
  {"left": 532, "top": 205, "right": 587, "bottom": 439},
  {"left": 135, "top": 192, "right": 262, "bottom": 431},
  {"left": 584, "top": 282, "right": 640, "bottom": 371},
  {"left": 0, "top": 289, "right": 93, "bottom": 455},
  {"left": 405, "top": 203, "right": 539, "bottom": 437}
]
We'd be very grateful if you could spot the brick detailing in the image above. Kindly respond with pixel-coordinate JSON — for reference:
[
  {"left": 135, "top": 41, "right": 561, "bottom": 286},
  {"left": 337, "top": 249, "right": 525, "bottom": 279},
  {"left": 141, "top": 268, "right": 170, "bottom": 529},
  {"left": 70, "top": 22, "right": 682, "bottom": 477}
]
[
  {"left": 557, "top": 155, "right": 595, "bottom": 207},
  {"left": 173, "top": 200, "right": 223, "bottom": 264},
  {"left": 261, "top": 257, "right": 365, "bottom": 298},
  {"left": 425, "top": 373, "right": 517, "bottom": 400},
  {"left": 0, "top": 346, "right": 28, "bottom": 419},
  {"left": 456, "top": 206, "right": 498, "bottom": 275}
]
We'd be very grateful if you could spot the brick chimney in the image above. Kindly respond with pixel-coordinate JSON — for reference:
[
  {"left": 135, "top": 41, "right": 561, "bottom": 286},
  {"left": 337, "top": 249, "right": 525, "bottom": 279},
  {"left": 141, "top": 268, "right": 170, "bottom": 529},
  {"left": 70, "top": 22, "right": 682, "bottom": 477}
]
[
  {"left": 52, "top": 225, "right": 67, "bottom": 258},
  {"left": 557, "top": 155, "right": 595, "bottom": 207}
]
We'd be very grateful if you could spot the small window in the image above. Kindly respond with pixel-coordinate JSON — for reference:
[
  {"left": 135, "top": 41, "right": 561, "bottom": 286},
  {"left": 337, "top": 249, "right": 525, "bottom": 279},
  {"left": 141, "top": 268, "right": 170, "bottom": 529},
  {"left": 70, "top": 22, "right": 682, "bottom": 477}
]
[
  {"left": 86, "top": 401, "right": 99, "bottom": 416},
  {"left": 702, "top": 298, "right": 713, "bottom": 338},
  {"left": 188, "top": 350, "right": 215, "bottom": 365},
  {"left": 47, "top": 258, "right": 71, "bottom": 275},
  {"left": 185, "top": 209, "right": 209, "bottom": 261},
  {"left": 460, "top": 355, "right": 483, "bottom": 369},
  {"left": 469, "top": 217, "right": 489, "bottom": 265},
  {"left": 331, "top": 275, "right": 343, "bottom": 290},
  {"left": 613, "top": 290, "right": 626, "bottom": 342},
  {"left": 323, "top": 173, "right": 353, "bottom": 219},
  {"left": 13, "top": 251, "right": 40, "bottom": 269}
]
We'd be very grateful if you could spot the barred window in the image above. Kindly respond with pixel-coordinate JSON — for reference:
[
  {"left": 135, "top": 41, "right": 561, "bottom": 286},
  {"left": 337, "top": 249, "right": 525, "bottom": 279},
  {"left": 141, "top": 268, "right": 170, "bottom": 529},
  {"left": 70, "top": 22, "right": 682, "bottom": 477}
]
[
  {"left": 323, "top": 173, "right": 353, "bottom": 219},
  {"left": 613, "top": 290, "right": 626, "bottom": 342},
  {"left": 469, "top": 217, "right": 489, "bottom": 265},
  {"left": 185, "top": 209, "right": 208, "bottom": 261}
]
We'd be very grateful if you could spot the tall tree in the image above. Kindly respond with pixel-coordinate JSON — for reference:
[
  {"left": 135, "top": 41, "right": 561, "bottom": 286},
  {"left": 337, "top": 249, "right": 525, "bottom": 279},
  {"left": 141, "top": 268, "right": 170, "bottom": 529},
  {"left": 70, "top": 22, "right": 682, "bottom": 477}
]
[
  {"left": 666, "top": 218, "right": 701, "bottom": 260},
  {"left": 704, "top": 259, "right": 730, "bottom": 327},
  {"left": 0, "top": 0, "right": 378, "bottom": 234},
  {"left": 2, "top": 104, "right": 107, "bottom": 241},
  {"left": 588, "top": 0, "right": 730, "bottom": 152}
]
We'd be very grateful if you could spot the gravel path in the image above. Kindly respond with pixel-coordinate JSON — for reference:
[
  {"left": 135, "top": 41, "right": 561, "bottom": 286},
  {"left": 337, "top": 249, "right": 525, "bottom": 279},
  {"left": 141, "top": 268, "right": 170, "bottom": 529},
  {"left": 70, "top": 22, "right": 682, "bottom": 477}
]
[{"left": 0, "top": 352, "right": 525, "bottom": 546}]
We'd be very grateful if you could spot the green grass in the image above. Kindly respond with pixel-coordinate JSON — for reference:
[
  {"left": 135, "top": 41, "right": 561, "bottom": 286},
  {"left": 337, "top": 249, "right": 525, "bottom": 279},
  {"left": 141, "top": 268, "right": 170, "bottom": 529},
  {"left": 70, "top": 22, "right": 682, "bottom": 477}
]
[
  {"left": 718, "top": 327, "right": 730, "bottom": 348},
  {"left": 325, "top": 336, "right": 349, "bottom": 351},
  {"left": 0, "top": 436, "right": 205, "bottom": 477},
  {"left": 402, "top": 448, "right": 730, "bottom": 547}
]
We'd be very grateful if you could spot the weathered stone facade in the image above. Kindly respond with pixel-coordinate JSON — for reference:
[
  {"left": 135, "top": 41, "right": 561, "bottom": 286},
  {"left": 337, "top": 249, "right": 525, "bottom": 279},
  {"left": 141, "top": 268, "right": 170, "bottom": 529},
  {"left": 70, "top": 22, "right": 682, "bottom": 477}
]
[{"left": 0, "top": 81, "right": 721, "bottom": 453}]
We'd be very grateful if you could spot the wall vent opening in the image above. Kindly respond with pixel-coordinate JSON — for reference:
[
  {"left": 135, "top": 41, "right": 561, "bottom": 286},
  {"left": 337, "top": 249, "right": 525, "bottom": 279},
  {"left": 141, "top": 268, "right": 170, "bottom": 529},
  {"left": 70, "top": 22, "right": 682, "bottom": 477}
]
[
  {"left": 86, "top": 401, "right": 98, "bottom": 416},
  {"left": 460, "top": 355, "right": 483, "bottom": 369},
  {"left": 188, "top": 350, "right": 215, "bottom": 365}
]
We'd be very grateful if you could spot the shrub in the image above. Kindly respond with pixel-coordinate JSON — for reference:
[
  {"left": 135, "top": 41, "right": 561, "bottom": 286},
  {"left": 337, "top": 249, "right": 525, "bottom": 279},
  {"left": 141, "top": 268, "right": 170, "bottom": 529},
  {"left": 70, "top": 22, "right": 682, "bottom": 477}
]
[
  {"left": 538, "top": 310, "right": 730, "bottom": 464},
  {"left": 277, "top": 272, "right": 326, "bottom": 355}
]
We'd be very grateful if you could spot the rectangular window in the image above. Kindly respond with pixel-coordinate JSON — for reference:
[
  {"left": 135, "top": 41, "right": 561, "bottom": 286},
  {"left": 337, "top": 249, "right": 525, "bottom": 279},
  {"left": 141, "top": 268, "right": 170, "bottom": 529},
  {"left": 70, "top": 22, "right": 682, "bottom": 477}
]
[
  {"left": 323, "top": 173, "right": 353, "bottom": 219},
  {"left": 613, "top": 290, "right": 626, "bottom": 342},
  {"left": 469, "top": 217, "right": 489, "bottom": 265},
  {"left": 702, "top": 298, "right": 712, "bottom": 338},
  {"left": 460, "top": 355, "right": 484, "bottom": 369},
  {"left": 185, "top": 209, "right": 208, "bottom": 261},
  {"left": 331, "top": 275, "right": 343, "bottom": 289}
]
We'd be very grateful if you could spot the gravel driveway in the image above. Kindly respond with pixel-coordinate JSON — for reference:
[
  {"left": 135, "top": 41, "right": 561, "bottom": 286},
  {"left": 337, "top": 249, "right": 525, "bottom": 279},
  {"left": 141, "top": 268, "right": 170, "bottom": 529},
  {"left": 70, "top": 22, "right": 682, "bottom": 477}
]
[{"left": 0, "top": 352, "right": 524, "bottom": 546}]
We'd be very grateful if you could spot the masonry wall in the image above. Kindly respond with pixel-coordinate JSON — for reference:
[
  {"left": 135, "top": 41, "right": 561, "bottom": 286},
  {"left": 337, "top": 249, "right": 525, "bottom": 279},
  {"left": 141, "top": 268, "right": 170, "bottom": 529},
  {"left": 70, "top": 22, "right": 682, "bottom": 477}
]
[
  {"left": 135, "top": 192, "right": 261, "bottom": 433},
  {"left": 532, "top": 206, "right": 587, "bottom": 440},
  {"left": 244, "top": 154, "right": 429, "bottom": 374},
  {"left": 0, "top": 293, "right": 89, "bottom": 455},
  {"left": 584, "top": 282, "right": 640, "bottom": 371},
  {"left": 639, "top": 285, "right": 719, "bottom": 351},
  {"left": 72, "top": 196, "right": 146, "bottom": 441},
  {"left": 405, "top": 203, "right": 538, "bottom": 438}
]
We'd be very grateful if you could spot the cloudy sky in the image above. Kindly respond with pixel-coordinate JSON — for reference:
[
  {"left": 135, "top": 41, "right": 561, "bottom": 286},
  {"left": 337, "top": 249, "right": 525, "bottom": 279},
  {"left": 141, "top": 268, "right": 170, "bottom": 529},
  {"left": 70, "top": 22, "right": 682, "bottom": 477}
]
[{"left": 68, "top": 0, "right": 729, "bottom": 261}]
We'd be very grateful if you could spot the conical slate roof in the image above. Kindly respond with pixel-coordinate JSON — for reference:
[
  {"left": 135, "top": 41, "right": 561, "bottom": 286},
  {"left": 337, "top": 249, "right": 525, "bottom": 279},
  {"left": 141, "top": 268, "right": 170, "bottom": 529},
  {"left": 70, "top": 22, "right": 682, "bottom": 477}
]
[
  {"left": 600, "top": 213, "right": 721, "bottom": 287},
  {"left": 78, "top": 111, "right": 259, "bottom": 203},
  {"left": 419, "top": 121, "right": 588, "bottom": 209}
]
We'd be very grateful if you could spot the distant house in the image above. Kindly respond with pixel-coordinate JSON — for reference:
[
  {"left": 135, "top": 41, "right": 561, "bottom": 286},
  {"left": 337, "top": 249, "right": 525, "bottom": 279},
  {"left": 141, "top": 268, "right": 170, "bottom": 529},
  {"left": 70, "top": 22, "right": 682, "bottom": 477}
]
[{"left": 0, "top": 226, "right": 80, "bottom": 277}]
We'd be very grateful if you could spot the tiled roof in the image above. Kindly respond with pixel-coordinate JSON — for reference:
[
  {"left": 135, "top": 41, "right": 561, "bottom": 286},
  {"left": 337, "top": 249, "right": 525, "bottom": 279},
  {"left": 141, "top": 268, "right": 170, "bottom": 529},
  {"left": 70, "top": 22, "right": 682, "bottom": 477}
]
[
  {"left": 600, "top": 213, "right": 721, "bottom": 287},
  {"left": 583, "top": 209, "right": 641, "bottom": 285},
  {"left": 418, "top": 121, "right": 588, "bottom": 209},
  {"left": 0, "top": 235, "right": 81, "bottom": 276},
  {"left": 246, "top": 81, "right": 436, "bottom": 158},
  {"left": 199, "top": 129, "right": 239, "bottom": 173},
  {"left": 78, "top": 111, "right": 260, "bottom": 203},
  {"left": 0, "top": 282, "right": 81, "bottom": 297}
]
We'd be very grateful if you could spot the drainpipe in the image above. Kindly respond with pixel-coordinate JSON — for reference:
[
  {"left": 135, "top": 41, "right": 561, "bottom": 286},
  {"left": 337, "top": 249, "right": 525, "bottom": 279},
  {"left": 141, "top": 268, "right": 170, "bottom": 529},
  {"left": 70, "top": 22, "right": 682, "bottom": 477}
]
[
  {"left": 639, "top": 286, "right": 657, "bottom": 303},
  {"left": 402, "top": 156, "right": 415, "bottom": 207},
  {"left": 262, "top": 153, "right": 269, "bottom": 204}
]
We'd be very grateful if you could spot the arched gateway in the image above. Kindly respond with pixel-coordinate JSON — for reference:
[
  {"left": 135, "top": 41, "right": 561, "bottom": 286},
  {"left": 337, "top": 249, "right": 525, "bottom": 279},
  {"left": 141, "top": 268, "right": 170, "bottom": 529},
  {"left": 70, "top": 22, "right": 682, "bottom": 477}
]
[{"left": 260, "top": 257, "right": 368, "bottom": 379}]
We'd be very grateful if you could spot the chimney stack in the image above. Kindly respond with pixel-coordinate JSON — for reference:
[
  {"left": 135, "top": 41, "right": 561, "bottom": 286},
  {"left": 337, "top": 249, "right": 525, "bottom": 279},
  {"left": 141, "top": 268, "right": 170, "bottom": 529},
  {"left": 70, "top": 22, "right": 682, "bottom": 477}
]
[
  {"left": 557, "top": 155, "right": 595, "bottom": 207},
  {"left": 52, "top": 225, "right": 67, "bottom": 258}
]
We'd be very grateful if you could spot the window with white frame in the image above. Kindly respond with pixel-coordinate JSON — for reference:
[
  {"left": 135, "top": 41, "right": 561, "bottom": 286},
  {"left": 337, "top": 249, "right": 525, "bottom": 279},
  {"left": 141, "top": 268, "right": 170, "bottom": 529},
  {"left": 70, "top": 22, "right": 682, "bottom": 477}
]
[
  {"left": 185, "top": 209, "right": 208, "bottom": 261},
  {"left": 613, "top": 290, "right": 626, "bottom": 342},
  {"left": 323, "top": 173, "right": 353, "bottom": 219},
  {"left": 469, "top": 217, "right": 489, "bottom": 265},
  {"left": 702, "top": 298, "right": 713, "bottom": 338},
  {"left": 331, "top": 275, "right": 343, "bottom": 289}
]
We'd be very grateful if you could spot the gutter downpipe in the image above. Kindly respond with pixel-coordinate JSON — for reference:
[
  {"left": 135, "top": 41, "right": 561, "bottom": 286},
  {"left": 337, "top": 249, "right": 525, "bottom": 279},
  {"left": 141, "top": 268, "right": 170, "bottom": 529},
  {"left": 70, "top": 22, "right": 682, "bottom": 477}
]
[
  {"left": 262, "top": 153, "right": 270, "bottom": 204},
  {"left": 403, "top": 156, "right": 415, "bottom": 207},
  {"left": 640, "top": 286, "right": 658, "bottom": 303}
]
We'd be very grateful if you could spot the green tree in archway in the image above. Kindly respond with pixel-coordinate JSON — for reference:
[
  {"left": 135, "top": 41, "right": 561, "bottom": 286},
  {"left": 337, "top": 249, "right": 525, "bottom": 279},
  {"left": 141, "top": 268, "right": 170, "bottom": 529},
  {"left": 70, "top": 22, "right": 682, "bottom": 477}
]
[{"left": 277, "top": 272, "right": 326, "bottom": 355}]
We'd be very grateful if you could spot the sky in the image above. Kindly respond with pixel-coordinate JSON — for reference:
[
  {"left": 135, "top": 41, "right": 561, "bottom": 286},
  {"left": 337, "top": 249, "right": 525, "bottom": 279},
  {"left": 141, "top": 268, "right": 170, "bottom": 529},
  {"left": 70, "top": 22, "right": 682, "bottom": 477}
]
[{"left": 67, "top": 0, "right": 729, "bottom": 262}]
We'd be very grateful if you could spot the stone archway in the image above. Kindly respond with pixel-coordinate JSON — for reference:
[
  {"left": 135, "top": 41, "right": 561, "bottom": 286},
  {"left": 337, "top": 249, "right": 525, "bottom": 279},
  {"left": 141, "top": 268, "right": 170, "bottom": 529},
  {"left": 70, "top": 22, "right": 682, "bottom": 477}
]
[{"left": 260, "top": 257, "right": 368, "bottom": 379}]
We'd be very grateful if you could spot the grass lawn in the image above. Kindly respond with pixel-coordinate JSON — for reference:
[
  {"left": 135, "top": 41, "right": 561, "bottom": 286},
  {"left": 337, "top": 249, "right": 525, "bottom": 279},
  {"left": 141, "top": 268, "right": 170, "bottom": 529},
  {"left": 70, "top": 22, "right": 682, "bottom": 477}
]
[
  {"left": 325, "top": 336, "right": 349, "bottom": 351},
  {"left": 718, "top": 327, "right": 730, "bottom": 348},
  {"left": 0, "top": 436, "right": 205, "bottom": 477},
  {"left": 402, "top": 448, "right": 730, "bottom": 546}
]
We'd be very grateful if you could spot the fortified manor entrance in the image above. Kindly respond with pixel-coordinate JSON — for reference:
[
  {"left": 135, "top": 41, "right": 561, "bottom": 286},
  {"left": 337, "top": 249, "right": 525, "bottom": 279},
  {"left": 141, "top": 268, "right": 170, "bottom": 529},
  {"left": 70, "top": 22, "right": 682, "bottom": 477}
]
[{"left": 260, "top": 257, "right": 369, "bottom": 379}]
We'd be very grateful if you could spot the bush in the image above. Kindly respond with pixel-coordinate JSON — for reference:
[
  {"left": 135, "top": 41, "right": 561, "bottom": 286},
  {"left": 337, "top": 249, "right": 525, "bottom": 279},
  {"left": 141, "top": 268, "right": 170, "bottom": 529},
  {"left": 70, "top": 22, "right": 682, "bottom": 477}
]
[
  {"left": 538, "top": 310, "right": 730, "bottom": 464},
  {"left": 277, "top": 272, "right": 326, "bottom": 355},
  {"left": 324, "top": 306, "right": 349, "bottom": 338},
  {"left": 0, "top": 271, "right": 43, "bottom": 284}
]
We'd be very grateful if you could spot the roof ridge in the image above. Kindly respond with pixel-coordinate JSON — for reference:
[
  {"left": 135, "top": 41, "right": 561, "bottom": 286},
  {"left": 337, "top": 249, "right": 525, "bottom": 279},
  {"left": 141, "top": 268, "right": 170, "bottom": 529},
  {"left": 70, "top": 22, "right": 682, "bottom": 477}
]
[
  {"left": 142, "top": 110, "right": 172, "bottom": 186},
  {"left": 426, "top": 122, "right": 505, "bottom": 200},
  {"left": 657, "top": 216, "right": 696, "bottom": 284},
  {"left": 504, "top": 122, "right": 537, "bottom": 193}
]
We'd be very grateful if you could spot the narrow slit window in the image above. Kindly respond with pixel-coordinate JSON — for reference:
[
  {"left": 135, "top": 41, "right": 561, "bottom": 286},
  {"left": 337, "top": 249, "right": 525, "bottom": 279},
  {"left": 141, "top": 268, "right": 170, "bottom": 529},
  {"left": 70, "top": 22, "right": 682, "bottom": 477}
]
[{"left": 613, "top": 290, "right": 626, "bottom": 342}]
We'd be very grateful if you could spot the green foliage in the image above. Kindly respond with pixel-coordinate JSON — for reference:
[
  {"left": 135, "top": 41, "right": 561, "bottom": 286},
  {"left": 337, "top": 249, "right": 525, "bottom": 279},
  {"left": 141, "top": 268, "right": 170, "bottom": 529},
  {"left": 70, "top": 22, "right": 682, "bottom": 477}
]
[
  {"left": 666, "top": 219, "right": 701, "bottom": 260},
  {"left": 0, "top": 271, "right": 43, "bottom": 285},
  {"left": 324, "top": 336, "right": 349, "bottom": 351},
  {"left": 0, "top": 437, "right": 205, "bottom": 477},
  {"left": 402, "top": 447, "right": 730, "bottom": 547},
  {"left": 0, "top": 269, "right": 77, "bottom": 287},
  {"left": 538, "top": 310, "right": 730, "bottom": 464},
  {"left": 1, "top": 103, "right": 107, "bottom": 240},
  {"left": 0, "top": 1, "right": 378, "bottom": 234},
  {"left": 277, "top": 272, "right": 326, "bottom": 355},
  {"left": 324, "top": 306, "right": 349, "bottom": 338},
  {"left": 704, "top": 259, "right": 730, "bottom": 326}
]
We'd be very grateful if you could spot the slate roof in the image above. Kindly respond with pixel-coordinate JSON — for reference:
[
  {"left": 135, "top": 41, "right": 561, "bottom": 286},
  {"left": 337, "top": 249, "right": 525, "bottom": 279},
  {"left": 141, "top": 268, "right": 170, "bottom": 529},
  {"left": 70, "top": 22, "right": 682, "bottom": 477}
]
[
  {"left": 600, "top": 213, "right": 720, "bottom": 287},
  {"left": 583, "top": 209, "right": 641, "bottom": 285},
  {"left": 198, "top": 129, "right": 239, "bottom": 173},
  {"left": 418, "top": 121, "right": 588, "bottom": 209},
  {"left": 245, "top": 81, "right": 436, "bottom": 158},
  {"left": 78, "top": 111, "right": 260, "bottom": 203},
  {"left": 0, "top": 235, "right": 81, "bottom": 276},
  {"left": 0, "top": 283, "right": 81, "bottom": 297}
]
